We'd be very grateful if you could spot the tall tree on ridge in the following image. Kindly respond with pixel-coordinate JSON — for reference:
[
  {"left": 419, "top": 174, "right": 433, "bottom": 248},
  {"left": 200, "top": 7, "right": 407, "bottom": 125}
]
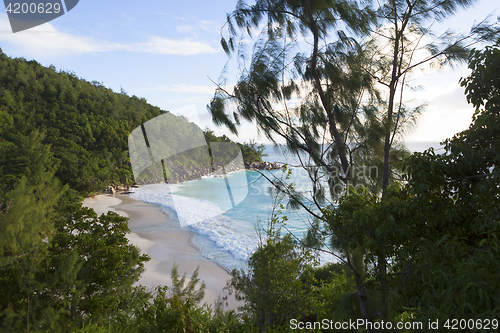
[{"left": 208, "top": 0, "right": 500, "bottom": 327}]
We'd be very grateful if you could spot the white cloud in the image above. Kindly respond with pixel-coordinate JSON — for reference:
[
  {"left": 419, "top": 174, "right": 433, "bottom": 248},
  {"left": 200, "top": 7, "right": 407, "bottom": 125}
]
[
  {"left": 176, "top": 25, "right": 196, "bottom": 34},
  {"left": 0, "top": 14, "right": 218, "bottom": 57},
  {"left": 0, "top": 14, "right": 124, "bottom": 56},
  {"left": 159, "top": 96, "right": 213, "bottom": 106},
  {"left": 198, "top": 20, "right": 219, "bottom": 33},
  {"left": 141, "top": 83, "right": 217, "bottom": 94},
  {"left": 131, "top": 36, "right": 217, "bottom": 55},
  {"left": 405, "top": 71, "right": 474, "bottom": 142},
  {"left": 406, "top": 106, "right": 473, "bottom": 142},
  {"left": 175, "top": 21, "right": 220, "bottom": 37}
]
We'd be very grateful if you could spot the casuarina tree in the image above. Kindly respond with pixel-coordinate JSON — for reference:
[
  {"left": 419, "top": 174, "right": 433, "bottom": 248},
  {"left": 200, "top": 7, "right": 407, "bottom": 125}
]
[{"left": 209, "top": 0, "right": 500, "bottom": 327}]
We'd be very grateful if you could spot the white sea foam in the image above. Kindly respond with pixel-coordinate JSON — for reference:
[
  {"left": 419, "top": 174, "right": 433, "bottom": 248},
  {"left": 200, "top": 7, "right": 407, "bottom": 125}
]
[
  {"left": 129, "top": 172, "right": 338, "bottom": 269},
  {"left": 189, "top": 218, "right": 258, "bottom": 261},
  {"left": 129, "top": 183, "right": 258, "bottom": 262}
]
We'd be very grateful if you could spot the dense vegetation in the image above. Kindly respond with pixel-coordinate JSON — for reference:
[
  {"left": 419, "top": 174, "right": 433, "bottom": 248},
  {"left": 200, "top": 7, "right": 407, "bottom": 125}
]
[
  {"left": 0, "top": 51, "right": 163, "bottom": 194},
  {"left": 221, "top": 40, "right": 500, "bottom": 332},
  {"left": 0, "top": 50, "right": 265, "bottom": 332},
  {"left": 0, "top": 17, "right": 498, "bottom": 333},
  {"left": 207, "top": 0, "right": 500, "bottom": 330},
  {"left": 204, "top": 129, "right": 267, "bottom": 166},
  {"left": 0, "top": 50, "right": 266, "bottom": 195}
]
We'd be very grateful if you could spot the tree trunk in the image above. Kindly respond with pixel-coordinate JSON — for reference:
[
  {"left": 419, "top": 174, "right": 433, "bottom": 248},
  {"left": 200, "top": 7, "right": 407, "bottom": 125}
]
[
  {"left": 305, "top": 0, "right": 351, "bottom": 182},
  {"left": 379, "top": 249, "right": 388, "bottom": 320},
  {"left": 26, "top": 291, "right": 29, "bottom": 333},
  {"left": 354, "top": 273, "right": 372, "bottom": 333}
]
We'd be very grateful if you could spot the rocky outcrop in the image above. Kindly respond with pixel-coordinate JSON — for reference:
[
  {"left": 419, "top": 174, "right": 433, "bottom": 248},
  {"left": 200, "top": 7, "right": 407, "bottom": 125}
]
[
  {"left": 104, "top": 184, "right": 132, "bottom": 194},
  {"left": 104, "top": 185, "right": 116, "bottom": 194},
  {"left": 245, "top": 161, "right": 282, "bottom": 170},
  {"left": 128, "top": 161, "right": 282, "bottom": 186}
]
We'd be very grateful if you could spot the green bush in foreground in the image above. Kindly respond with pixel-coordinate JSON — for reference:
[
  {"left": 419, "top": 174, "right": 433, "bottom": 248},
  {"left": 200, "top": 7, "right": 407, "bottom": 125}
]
[
  {"left": 111, "top": 264, "right": 244, "bottom": 333},
  {"left": 228, "top": 234, "right": 318, "bottom": 330}
]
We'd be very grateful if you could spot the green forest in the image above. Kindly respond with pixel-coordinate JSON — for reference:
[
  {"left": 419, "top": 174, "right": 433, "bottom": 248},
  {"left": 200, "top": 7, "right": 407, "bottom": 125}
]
[
  {"left": 1, "top": 0, "right": 500, "bottom": 330},
  {"left": 0, "top": 48, "right": 265, "bottom": 331},
  {"left": 0, "top": 51, "right": 265, "bottom": 195}
]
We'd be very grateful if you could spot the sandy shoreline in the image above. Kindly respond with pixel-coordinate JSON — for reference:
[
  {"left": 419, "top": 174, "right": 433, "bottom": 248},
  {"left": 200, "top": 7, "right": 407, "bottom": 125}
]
[{"left": 82, "top": 193, "right": 240, "bottom": 311}]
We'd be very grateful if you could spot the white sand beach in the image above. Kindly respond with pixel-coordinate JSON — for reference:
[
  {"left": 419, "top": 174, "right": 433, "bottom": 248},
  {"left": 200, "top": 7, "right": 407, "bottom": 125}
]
[{"left": 82, "top": 194, "right": 240, "bottom": 311}]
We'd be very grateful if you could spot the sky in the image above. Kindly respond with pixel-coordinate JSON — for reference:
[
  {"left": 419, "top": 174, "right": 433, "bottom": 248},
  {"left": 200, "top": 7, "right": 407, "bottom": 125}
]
[{"left": 0, "top": 0, "right": 498, "bottom": 145}]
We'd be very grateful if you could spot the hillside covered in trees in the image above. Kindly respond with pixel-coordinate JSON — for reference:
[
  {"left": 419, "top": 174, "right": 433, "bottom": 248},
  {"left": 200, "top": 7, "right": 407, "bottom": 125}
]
[
  {"left": 0, "top": 50, "right": 267, "bottom": 332},
  {"left": 0, "top": 51, "right": 161, "bottom": 194},
  {"left": 0, "top": 50, "right": 266, "bottom": 196}
]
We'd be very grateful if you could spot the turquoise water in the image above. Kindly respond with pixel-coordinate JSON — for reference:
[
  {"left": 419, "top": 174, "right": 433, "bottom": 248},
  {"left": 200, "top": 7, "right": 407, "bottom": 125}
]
[{"left": 131, "top": 141, "right": 442, "bottom": 271}]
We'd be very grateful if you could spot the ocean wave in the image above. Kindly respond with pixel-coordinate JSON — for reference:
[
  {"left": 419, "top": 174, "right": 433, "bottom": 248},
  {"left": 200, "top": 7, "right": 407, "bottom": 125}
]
[
  {"left": 129, "top": 174, "right": 338, "bottom": 268},
  {"left": 189, "top": 218, "right": 258, "bottom": 261},
  {"left": 129, "top": 183, "right": 258, "bottom": 262}
]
